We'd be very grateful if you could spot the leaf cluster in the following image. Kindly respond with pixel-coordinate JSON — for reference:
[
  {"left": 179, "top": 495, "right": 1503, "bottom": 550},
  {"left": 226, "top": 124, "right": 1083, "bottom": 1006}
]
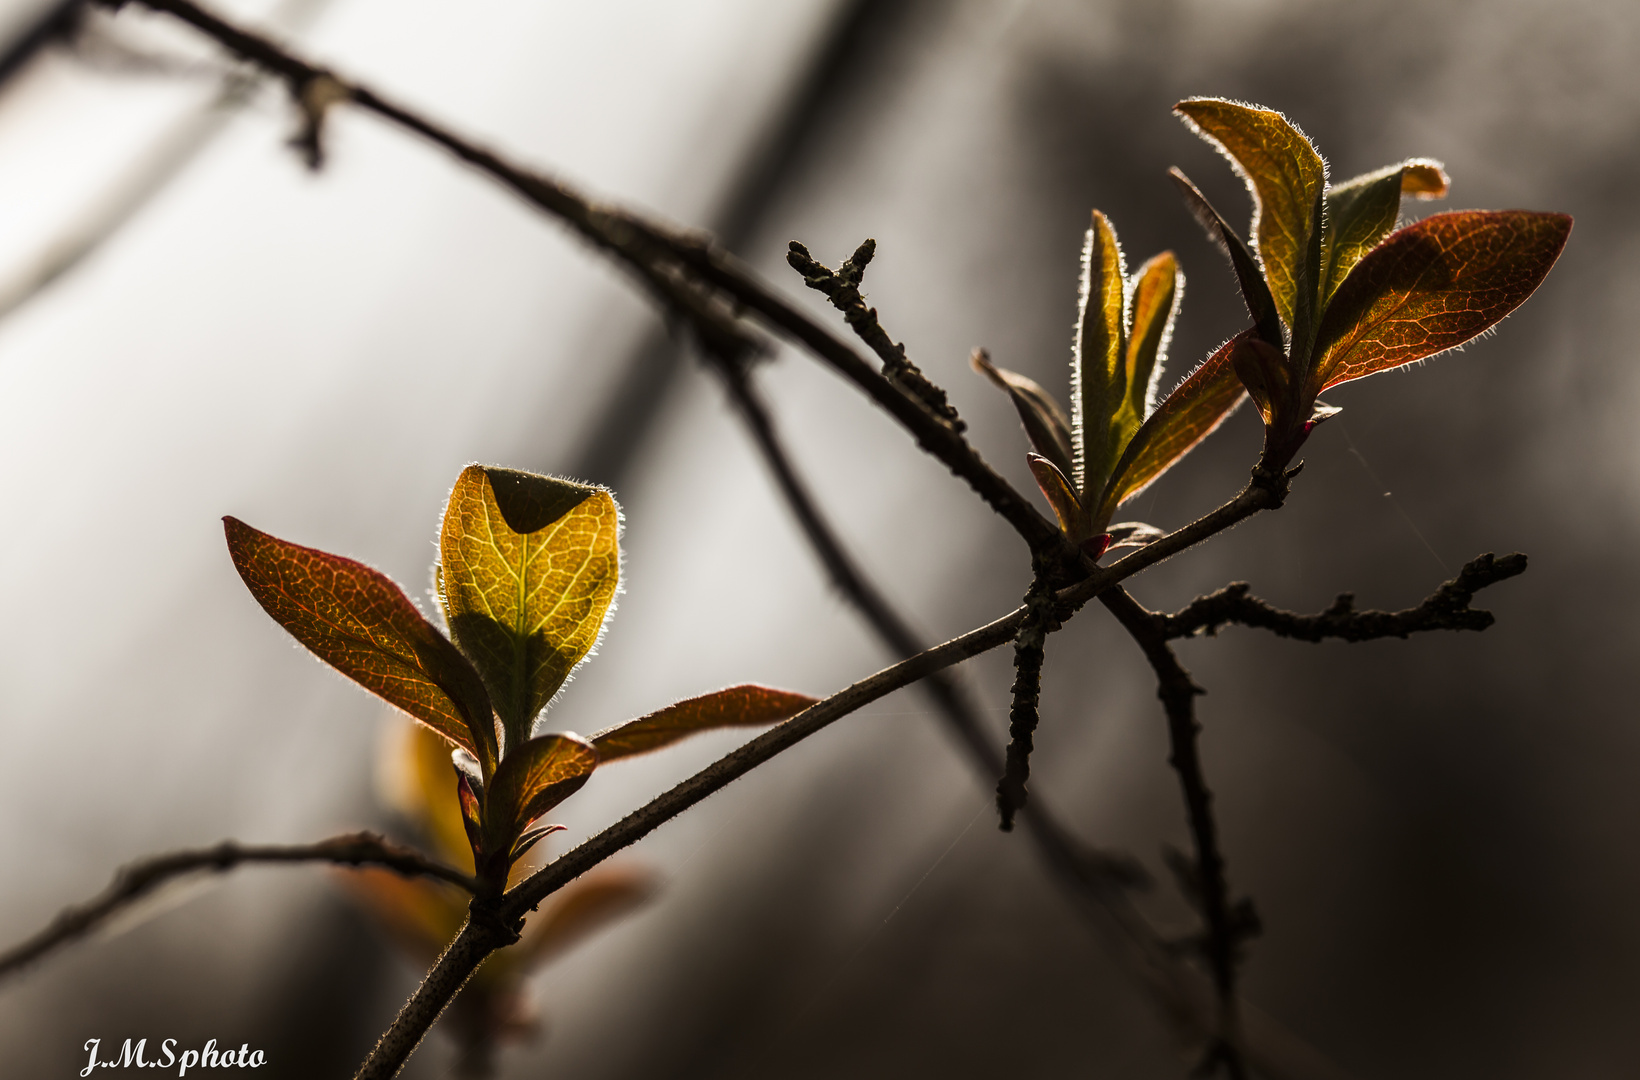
[{"left": 226, "top": 465, "right": 816, "bottom": 888}]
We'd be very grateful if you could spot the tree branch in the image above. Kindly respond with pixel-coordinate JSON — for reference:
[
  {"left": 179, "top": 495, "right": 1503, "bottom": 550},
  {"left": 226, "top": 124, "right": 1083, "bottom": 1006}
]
[
  {"left": 100, "top": 0, "right": 1062, "bottom": 555},
  {"left": 1159, "top": 551, "right": 1527, "bottom": 643},
  {"left": 1101, "top": 585, "right": 1251, "bottom": 1080},
  {"left": 347, "top": 465, "right": 1310, "bottom": 1079},
  {"left": 0, "top": 832, "right": 477, "bottom": 980}
]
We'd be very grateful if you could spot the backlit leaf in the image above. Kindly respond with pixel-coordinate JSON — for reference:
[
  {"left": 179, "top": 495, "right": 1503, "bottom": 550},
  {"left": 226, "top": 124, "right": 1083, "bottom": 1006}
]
[
  {"left": 516, "top": 865, "right": 658, "bottom": 969},
  {"left": 591, "top": 685, "right": 818, "bottom": 764},
  {"left": 1175, "top": 99, "right": 1326, "bottom": 332},
  {"left": 440, "top": 465, "right": 620, "bottom": 749},
  {"left": 1121, "top": 253, "right": 1182, "bottom": 433},
  {"left": 1169, "top": 168, "right": 1283, "bottom": 348},
  {"left": 1073, "top": 210, "right": 1128, "bottom": 504},
  {"left": 1095, "top": 330, "right": 1253, "bottom": 526},
  {"left": 1311, "top": 210, "right": 1572, "bottom": 390},
  {"left": 340, "top": 868, "right": 467, "bottom": 963},
  {"left": 1321, "top": 158, "right": 1449, "bottom": 303},
  {"left": 484, "top": 733, "right": 598, "bottom": 862},
  {"left": 1027, "top": 453, "right": 1082, "bottom": 538},
  {"left": 224, "top": 516, "right": 497, "bottom": 770},
  {"left": 971, "top": 349, "right": 1075, "bottom": 481}
]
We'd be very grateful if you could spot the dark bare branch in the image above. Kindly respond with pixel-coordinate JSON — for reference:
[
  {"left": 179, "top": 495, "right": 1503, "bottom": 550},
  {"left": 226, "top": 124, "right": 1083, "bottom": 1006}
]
[
  {"left": 785, "top": 239, "right": 965, "bottom": 430},
  {"left": 0, "top": 832, "right": 477, "bottom": 980},
  {"left": 1160, "top": 551, "right": 1527, "bottom": 642},
  {"left": 1101, "top": 586, "right": 1251, "bottom": 1080},
  {"left": 99, "top": 0, "right": 1062, "bottom": 555}
]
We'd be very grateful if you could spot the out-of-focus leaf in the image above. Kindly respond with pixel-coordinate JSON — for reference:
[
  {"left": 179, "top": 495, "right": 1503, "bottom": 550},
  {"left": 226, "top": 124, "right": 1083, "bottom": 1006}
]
[
  {"left": 1321, "top": 158, "right": 1450, "bottom": 303},
  {"left": 224, "top": 516, "right": 497, "bottom": 770},
  {"left": 591, "top": 685, "right": 818, "bottom": 764},
  {"left": 1073, "top": 210, "right": 1128, "bottom": 504},
  {"left": 1026, "top": 454, "right": 1082, "bottom": 538},
  {"left": 1311, "top": 210, "right": 1572, "bottom": 390},
  {"left": 1175, "top": 98, "right": 1326, "bottom": 333},
  {"left": 516, "top": 865, "right": 659, "bottom": 970},
  {"left": 484, "top": 734, "right": 598, "bottom": 856},
  {"left": 1121, "top": 253, "right": 1182, "bottom": 435},
  {"left": 1095, "top": 330, "right": 1253, "bottom": 526},
  {"left": 339, "top": 868, "right": 467, "bottom": 963},
  {"left": 440, "top": 465, "right": 619, "bottom": 748},
  {"left": 1168, "top": 168, "right": 1283, "bottom": 348},
  {"left": 383, "top": 723, "right": 481, "bottom": 872},
  {"left": 971, "top": 349, "right": 1075, "bottom": 481}
]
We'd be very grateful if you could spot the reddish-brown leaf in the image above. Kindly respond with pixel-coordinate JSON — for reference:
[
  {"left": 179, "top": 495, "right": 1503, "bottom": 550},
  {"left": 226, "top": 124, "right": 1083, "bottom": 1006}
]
[
  {"left": 591, "top": 685, "right": 819, "bottom": 764},
  {"left": 1095, "top": 330, "right": 1253, "bottom": 527},
  {"left": 224, "top": 517, "right": 497, "bottom": 769},
  {"left": 484, "top": 733, "right": 598, "bottom": 853},
  {"left": 1311, "top": 210, "right": 1572, "bottom": 390},
  {"left": 1027, "top": 454, "right": 1082, "bottom": 539}
]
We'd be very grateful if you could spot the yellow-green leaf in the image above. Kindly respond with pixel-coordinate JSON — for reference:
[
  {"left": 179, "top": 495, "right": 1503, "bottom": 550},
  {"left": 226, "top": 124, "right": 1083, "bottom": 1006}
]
[
  {"left": 1121, "top": 252, "right": 1182, "bottom": 436},
  {"left": 439, "top": 466, "right": 620, "bottom": 749},
  {"left": 1175, "top": 99, "right": 1326, "bottom": 333},
  {"left": 1073, "top": 210, "right": 1127, "bottom": 508},
  {"left": 591, "top": 684, "right": 818, "bottom": 764},
  {"left": 1095, "top": 330, "right": 1252, "bottom": 528},
  {"left": 971, "top": 349, "right": 1075, "bottom": 482},
  {"left": 224, "top": 516, "right": 498, "bottom": 771},
  {"left": 1321, "top": 158, "right": 1449, "bottom": 304}
]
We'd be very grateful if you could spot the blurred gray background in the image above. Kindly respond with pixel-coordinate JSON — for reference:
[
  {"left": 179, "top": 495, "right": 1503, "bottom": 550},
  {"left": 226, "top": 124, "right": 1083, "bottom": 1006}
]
[{"left": 0, "top": 0, "right": 1636, "bottom": 1076}]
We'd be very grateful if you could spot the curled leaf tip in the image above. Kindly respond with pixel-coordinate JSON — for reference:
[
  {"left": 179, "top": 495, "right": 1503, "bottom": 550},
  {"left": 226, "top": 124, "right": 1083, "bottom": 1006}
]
[{"left": 1399, "top": 159, "right": 1449, "bottom": 199}]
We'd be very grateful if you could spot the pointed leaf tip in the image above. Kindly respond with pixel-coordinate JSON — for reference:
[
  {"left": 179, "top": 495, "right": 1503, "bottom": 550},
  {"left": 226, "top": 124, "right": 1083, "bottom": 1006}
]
[
  {"left": 971, "top": 349, "right": 1075, "bottom": 481},
  {"left": 591, "top": 685, "right": 818, "bottom": 764},
  {"left": 1174, "top": 98, "right": 1326, "bottom": 332},
  {"left": 440, "top": 466, "right": 620, "bottom": 749},
  {"left": 223, "top": 516, "right": 497, "bottom": 769}
]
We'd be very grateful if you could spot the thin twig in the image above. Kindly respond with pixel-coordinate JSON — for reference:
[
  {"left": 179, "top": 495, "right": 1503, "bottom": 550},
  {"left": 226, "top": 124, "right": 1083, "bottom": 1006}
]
[
  {"left": 0, "top": 832, "right": 478, "bottom": 980},
  {"left": 1159, "top": 551, "right": 1528, "bottom": 642},
  {"left": 1102, "top": 586, "right": 1251, "bottom": 1080},
  {"left": 785, "top": 239, "right": 965, "bottom": 430},
  {"left": 99, "top": 0, "right": 1063, "bottom": 556}
]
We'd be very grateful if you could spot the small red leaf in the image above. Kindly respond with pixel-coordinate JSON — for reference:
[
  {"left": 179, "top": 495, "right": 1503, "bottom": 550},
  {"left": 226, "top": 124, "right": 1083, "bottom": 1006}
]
[
  {"left": 1027, "top": 453, "right": 1083, "bottom": 539},
  {"left": 591, "top": 685, "right": 818, "bottom": 764},
  {"left": 224, "top": 517, "right": 497, "bottom": 769},
  {"left": 1312, "top": 210, "right": 1572, "bottom": 390},
  {"left": 485, "top": 733, "right": 598, "bottom": 851}
]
